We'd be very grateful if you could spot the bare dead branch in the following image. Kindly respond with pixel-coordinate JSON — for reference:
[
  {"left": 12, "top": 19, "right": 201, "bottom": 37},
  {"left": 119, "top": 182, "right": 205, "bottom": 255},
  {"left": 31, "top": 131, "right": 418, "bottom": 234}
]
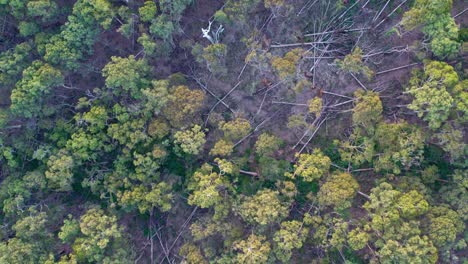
[
  {"left": 352, "top": 168, "right": 374, "bottom": 172},
  {"left": 362, "top": 46, "right": 409, "bottom": 58},
  {"left": 322, "top": 91, "right": 354, "bottom": 99},
  {"left": 303, "top": 56, "right": 335, "bottom": 59},
  {"left": 373, "top": 0, "right": 391, "bottom": 22},
  {"left": 375, "top": 62, "right": 420, "bottom": 75},
  {"left": 374, "top": 0, "right": 410, "bottom": 29},
  {"left": 270, "top": 41, "right": 336, "bottom": 48},
  {"left": 256, "top": 91, "right": 269, "bottom": 116},
  {"left": 335, "top": 0, "right": 362, "bottom": 22},
  {"left": 155, "top": 228, "right": 170, "bottom": 263},
  {"left": 297, "top": 115, "right": 329, "bottom": 155},
  {"left": 357, "top": 191, "right": 371, "bottom": 199},
  {"left": 156, "top": 206, "right": 199, "bottom": 263},
  {"left": 239, "top": 169, "right": 259, "bottom": 177},
  {"left": 331, "top": 162, "right": 348, "bottom": 171},
  {"left": 297, "top": 0, "right": 320, "bottom": 16},
  {"left": 271, "top": 101, "right": 308, "bottom": 106},
  {"left": 362, "top": 0, "right": 371, "bottom": 9},
  {"left": 326, "top": 99, "right": 355, "bottom": 108},
  {"left": 192, "top": 77, "right": 235, "bottom": 114},
  {"left": 350, "top": 72, "right": 368, "bottom": 91},
  {"left": 237, "top": 63, "right": 248, "bottom": 80},
  {"left": 234, "top": 108, "right": 284, "bottom": 148},
  {"left": 304, "top": 27, "right": 370, "bottom": 37},
  {"left": 454, "top": 7, "right": 468, "bottom": 18},
  {"left": 205, "top": 81, "right": 242, "bottom": 125},
  {"left": 292, "top": 109, "right": 325, "bottom": 150}
]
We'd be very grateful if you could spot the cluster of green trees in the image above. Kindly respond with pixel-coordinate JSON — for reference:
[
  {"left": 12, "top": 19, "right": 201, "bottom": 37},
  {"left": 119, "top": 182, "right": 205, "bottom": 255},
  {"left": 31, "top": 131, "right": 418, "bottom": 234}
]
[
  {"left": 0, "top": 0, "right": 466, "bottom": 263},
  {"left": 402, "top": 0, "right": 461, "bottom": 58}
]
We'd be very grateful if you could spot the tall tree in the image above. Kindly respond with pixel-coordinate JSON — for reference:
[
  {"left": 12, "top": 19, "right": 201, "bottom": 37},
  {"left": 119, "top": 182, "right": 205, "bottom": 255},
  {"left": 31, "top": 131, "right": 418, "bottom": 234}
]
[
  {"left": 219, "top": 118, "right": 251, "bottom": 142},
  {"left": 271, "top": 48, "right": 303, "bottom": 81},
  {"left": 163, "top": 85, "right": 205, "bottom": 128},
  {"left": 374, "top": 121, "right": 425, "bottom": 174},
  {"left": 286, "top": 149, "right": 331, "bottom": 182},
  {"left": 402, "top": 0, "right": 460, "bottom": 58},
  {"left": 10, "top": 60, "right": 63, "bottom": 118},
  {"left": 352, "top": 89, "right": 382, "bottom": 133},
  {"left": 233, "top": 234, "right": 271, "bottom": 264},
  {"left": 0, "top": 42, "right": 33, "bottom": 88},
  {"left": 237, "top": 189, "right": 290, "bottom": 226},
  {"left": 273, "top": 220, "right": 309, "bottom": 262},
  {"left": 318, "top": 172, "right": 359, "bottom": 210},
  {"left": 336, "top": 47, "right": 373, "bottom": 79},
  {"left": 174, "top": 125, "right": 207, "bottom": 156},
  {"left": 406, "top": 61, "right": 458, "bottom": 129},
  {"left": 68, "top": 208, "right": 131, "bottom": 263},
  {"left": 188, "top": 164, "right": 233, "bottom": 219},
  {"left": 45, "top": 149, "right": 75, "bottom": 192},
  {"left": 102, "top": 56, "right": 152, "bottom": 99}
]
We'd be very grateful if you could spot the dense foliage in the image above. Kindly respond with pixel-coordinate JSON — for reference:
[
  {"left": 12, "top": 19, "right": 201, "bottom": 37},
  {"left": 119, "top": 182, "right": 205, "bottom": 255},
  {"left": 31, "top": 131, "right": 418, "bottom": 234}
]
[{"left": 0, "top": 0, "right": 466, "bottom": 263}]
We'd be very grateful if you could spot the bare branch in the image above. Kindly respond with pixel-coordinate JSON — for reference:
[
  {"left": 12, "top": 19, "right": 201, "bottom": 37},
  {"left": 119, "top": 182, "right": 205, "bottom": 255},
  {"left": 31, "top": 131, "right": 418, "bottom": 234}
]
[
  {"left": 270, "top": 41, "right": 336, "bottom": 48},
  {"left": 239, "top": 169, "right": 258, "bottom": 177},
  {"left": 322, "top": 91, "right": 354, "bottom": 99},
  {"left": 373, "top": 0, "right": 391, "bottom": 22},
  {"left": 350, "top": 72, "right": 368, "bottom": 91},
  {"left": 304, "top": 27, "right": 370, "bottom": 37},
  {"left": 234, "top": 108, "right": 284, "bottom": 148},
  {"left": 375, "top": 62, "right": 420, "bottom": 75},
  {"left": 205, "top": 81, "right": 242, "bottom": 125},
  {"left": 357, "top": 191, "right": 371, "bottom": 199},
  {"left": 454, "top": 7, "right": 468, "bottom": 19},
  {"left": 374, "top": 0, "right": 410, "bottom": 29},
  {"left": 297, "top": 115, "right": 329, "bottom": 155},
  {"left": 191, "top": 77, "right": 236, "bottom": 114},
  {"left": 271, "top": 101, "right": 308, "bottom": 106}
]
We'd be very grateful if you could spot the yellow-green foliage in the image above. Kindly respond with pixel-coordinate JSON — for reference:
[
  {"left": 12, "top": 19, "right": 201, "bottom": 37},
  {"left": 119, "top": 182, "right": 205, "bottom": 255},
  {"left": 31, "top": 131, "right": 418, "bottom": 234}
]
[
  {"left": 335, "top": 47, "right": 373, "bottom": 79},
  {"left": 174, "top": 125, "right": 206, "bottom": 156},
  {"left": 233, "top": 234, "right": 271, "bottom": 264},
  {"left": 238, "top": 189, "right": 289, "bottom": 225},
  {"left": 214, "top": 158, "right": 235, "bottom": 175},
  {"left": 286, "top": 149, "right": 331, "bottom": 182},
  {"left": 428, "top": 206, "right": 464, "bottom": 247},
  {"left": 179, "top": 243, "right": 207, "bottom": 264},
  {"left": 139, "top": 1, "right": 157, "bottom": 22},
  {"left": 287, "top": 114, "right": 307, "bottom": 129},
  {"left": 72, "top": 208, "right": 123, "bottom": 263},
  {"left": 273, "top": 220, "right": 309, "bottom": 262},
  {"left": 402, "top": 0, "right": 460, "bottom": 58},
  {"left": 45, "top": 150, "right": 74, "bottom": 192},
  {"left": 264, "top": 0, "right": 285, "bottom": 9},
  {"left": 271, "top": 48, "right": 303, "bottom": 80},
  {"left": 148, "top": 118, "right": 170, "bottom": 139},
  {"left": 163, "top": 85, "right": 205, "bottom": 128},
  {"left": 318, "top": 172, "right": 359, "bottom": 209},
  {"left": 352, "top": 89, "right": 382, "bottom": 131},
  {"left": 347, "top": 228, "right": 369, "bottom": 251},
  {"left": 406, "top": 61, "right": 459, "bottom": 129},
  {"left": 203, "top": 43, "right": 228, "bottom": 75},
  {"left": 374, "top": 121, "right": 425, "bottom": 174},
  {"left": 118, "top": 183, "right": 173, "bottom": 213},
  {"left": 210, "top": 139, "right": 234, "bottom": 157},
  {"left": 255, "top": 133, "right": 281, "bottom": 156},
  {"left": 188, "top": 164, "right": 231, "bottom": 209},
  {"left": 308, "top": 97, "right": 323, "bottom": 116},
  {"left": 435, "top": 123, "right": 466, "bottom": 162},
  {"left": 220, "top": 118, "right": 251, "bottom": 142}
]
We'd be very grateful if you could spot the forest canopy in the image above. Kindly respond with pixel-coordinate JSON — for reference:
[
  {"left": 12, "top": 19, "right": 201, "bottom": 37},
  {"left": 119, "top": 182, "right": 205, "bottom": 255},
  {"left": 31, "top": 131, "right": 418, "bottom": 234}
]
[{"left": 0, "top": 0, "right": 466, "bottom": 263}]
